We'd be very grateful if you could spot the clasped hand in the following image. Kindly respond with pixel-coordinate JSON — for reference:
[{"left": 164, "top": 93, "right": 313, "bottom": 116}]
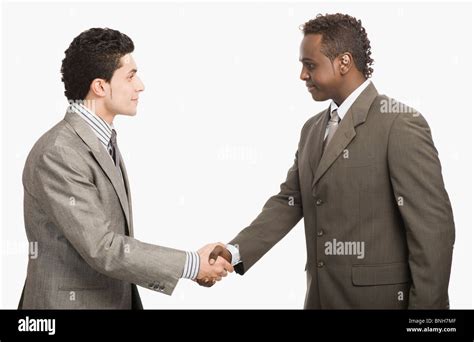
[{"left": 195, "top": 243, "right": 233, "bottom": 287}]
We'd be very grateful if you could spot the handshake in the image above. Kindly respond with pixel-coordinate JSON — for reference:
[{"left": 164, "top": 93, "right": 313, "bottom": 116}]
[{"left": 195, "top": 243, "right": 233, "bottom": 287}]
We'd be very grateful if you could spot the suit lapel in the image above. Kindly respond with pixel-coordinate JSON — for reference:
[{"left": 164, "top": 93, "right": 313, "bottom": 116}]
[
  {"left": 311, "top": 82, "right": 379, "bottom": 188},
  {"left": 64, "top": 111, "right": 131, "bottom": 230},
  {"left": 117, "top": 148, "right": 134, "bottom": 237},
  {"left": 308, "top": 107, "right": 330, "bottom": 179},
  {"left": 312, "top": 111, "right": 356, "bottom": 187}
]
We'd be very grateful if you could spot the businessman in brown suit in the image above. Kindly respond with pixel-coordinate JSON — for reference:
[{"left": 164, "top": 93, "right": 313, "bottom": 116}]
[
  {"left": 210, "top": 13, "right": 455, "bottom": 309},
  {"left": 19, "top": 28, "right": 232, "bottom": 309}
]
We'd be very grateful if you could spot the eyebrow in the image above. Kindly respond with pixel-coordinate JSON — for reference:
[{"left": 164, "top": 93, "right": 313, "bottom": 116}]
[
  {"left": 127, "top": 69, "right": 137, "bottom": 75},
  {"left": 299, "top": 57, "right": 315, "bottom": 63}
]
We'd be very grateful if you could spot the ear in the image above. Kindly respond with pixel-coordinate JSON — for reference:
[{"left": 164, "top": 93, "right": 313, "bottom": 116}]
[
  {"left": 338, "top": 52, "right": 353, "bottom": 76},
  {"left": 89, "top": 78, "right": 108, "bottom": 97}
]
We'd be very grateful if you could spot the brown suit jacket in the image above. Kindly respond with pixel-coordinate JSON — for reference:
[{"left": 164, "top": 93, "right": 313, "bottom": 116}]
[{"left": 230, "top": 82, "right": 455, "bottom": 309}]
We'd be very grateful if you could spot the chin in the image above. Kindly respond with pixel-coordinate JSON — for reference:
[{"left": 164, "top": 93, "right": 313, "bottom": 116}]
[
  {"left": 119, "top": 110, "right": 138, "bottom": 117},
  {"left": 311, "top": 91, "right": 329, "bottom": 102}
]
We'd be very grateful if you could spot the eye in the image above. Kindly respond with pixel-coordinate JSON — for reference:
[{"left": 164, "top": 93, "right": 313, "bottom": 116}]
[{"left": 306, "top": 63, "right": 315, "bottom": 70}]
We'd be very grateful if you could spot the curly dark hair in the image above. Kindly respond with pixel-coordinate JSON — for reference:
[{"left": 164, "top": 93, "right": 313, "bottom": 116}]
[
  {"left": 61, "top": 28, "right": 134, "bottom": 101},
  {"left": 301, "top": 13, "right": 374, "bottom": 78}
]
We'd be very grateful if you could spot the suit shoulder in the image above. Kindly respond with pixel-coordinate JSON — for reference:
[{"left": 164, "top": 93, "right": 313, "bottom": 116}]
[
  {"left": 28, "top": 116, "right": 89, "bottom": 155},
  {"left": 370, "top": 94, "right": 428, "bottom": 127},
  {"left": 373, "top": 95, "right": 422, "bottom": 118},
  {"left": 371, "top": 96, "right": 434, "bottom": 146},
  {"left": 23, "top": 118, "right": 87, "bottom": 179}
]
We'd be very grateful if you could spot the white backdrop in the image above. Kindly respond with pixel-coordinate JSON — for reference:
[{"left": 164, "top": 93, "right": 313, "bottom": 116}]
[{"left": 1, "top": 1, "right": 472, "bottom": 308}]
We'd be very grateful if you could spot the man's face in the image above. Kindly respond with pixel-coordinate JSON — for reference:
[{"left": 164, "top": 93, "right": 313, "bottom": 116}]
[
  {"left": 299, "top": 34, "right": 341, "bottom": 102},
  {"left": 104, "top": 53, "right": 145, "bottom": 116}
]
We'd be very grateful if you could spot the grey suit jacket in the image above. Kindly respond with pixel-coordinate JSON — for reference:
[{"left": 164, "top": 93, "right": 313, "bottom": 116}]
[
  {"left": 230, "top": 82, "right": 455, "bottom": 309},
  {"left": 20, "top": 111, "right": 186, "bottom": 309}
]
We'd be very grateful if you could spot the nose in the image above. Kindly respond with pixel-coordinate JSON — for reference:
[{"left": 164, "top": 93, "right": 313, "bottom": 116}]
[
  {"left": 135, "top": 76, "right": 145, "bottom": 92},
  {"left": 300, "top": 67, "right": 309, "bottom": 81}
]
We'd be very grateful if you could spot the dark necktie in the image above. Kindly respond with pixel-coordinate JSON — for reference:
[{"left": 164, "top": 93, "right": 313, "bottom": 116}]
[{"left": 108, "top": 129, "right": 120, "bottom": 167}]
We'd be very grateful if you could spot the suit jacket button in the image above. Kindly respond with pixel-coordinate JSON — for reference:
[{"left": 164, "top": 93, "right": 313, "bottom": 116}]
[
  {"left": 317, "top": 261, "right": 325, "bottom": 268},
  {"left": 316, "top": 199, "right": 323, "bottom": 206},
  {"left": 159, "top": 285, "right": 165, "bottom": 291},
  {"left": 317, "top": 230, "right": 324, "bottom": 237},
  {"left": 148, "top": 283, "right": 154, "bottom": 288}
]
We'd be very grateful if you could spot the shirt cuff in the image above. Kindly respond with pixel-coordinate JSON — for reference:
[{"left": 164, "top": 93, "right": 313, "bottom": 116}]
[
  {"left": 226, "top": 244, "right": 241, "bottom": 266},
  {"left": 182, "top": 251, "right": 200, "bottom": 280}
]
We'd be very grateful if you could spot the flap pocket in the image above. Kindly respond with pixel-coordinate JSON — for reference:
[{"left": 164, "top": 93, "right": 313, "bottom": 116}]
[
  {"left": 352, "top": 262, "right": 410, "bottom": 286},
  {"left": 58, "top": 285, "right": 108, "bottom": 291},
  {"left": 58, "top": 276, "right": 109, "bottom": 291}
]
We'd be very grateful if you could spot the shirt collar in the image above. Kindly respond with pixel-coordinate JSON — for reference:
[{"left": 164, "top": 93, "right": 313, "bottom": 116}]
[
  {"left": 69, "top": 102, "right": 114, "bottom": 149},
  {"left": 329, "top": 79, "right": 372, "bottom": 120}
]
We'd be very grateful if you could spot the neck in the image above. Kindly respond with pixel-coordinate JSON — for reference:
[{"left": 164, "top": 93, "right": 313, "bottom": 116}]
[
  {"left": 333, "top": 75, "right": 367, "bottom": 106},
  {"left": 82, "top": 98, "right": 115, "bottom": 125}
]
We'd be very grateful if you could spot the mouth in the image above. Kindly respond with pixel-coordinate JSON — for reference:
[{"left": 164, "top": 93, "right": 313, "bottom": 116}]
[
  {"left": 306, "top": 85, "right": 316, "bottom": 92},
  {"left": 131, "top": 98, "right": 139, "bottom": 102}
]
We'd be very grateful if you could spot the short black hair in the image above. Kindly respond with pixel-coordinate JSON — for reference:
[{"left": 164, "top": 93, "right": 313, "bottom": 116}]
[
  {"left": 301, "top": 13, "right": 374, "bottom": 78},
  {"left": 61, "top": 28, "right": 134, "bottom": 101}
]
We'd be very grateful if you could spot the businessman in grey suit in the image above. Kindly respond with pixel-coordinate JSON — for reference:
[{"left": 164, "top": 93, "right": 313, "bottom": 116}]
[
  {"left": 211, "top": 13, "right": 455, "bottom": 308},
  {"left": 19, "top": 28, "right": 233, "bottom": 309}
]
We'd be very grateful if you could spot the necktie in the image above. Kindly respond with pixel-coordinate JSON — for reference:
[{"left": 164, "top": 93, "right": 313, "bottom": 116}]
[
  {"left": 108, "top": 129, "right": 120, "bottom": 167},
  {"left": 323, "top": 109, "right": 340, "bottom": 151}
]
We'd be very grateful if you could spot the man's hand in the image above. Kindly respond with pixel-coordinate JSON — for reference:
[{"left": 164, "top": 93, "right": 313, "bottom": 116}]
[
  {"left": 195, "top": 243, "right": 233, "bottom": 287},
  {"left": 208, "top": 244, "right": 232, "bottom": 265}
]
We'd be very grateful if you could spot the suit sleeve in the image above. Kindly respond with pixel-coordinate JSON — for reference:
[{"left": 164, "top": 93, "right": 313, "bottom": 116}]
[
  {"left": 31, "top": 145, "right": 186, "bottom": 296},
  {"left": 387, "top": 112, "right": 455, "bottom": 309},
  {"left": 229, "top": 132, "right": 305, "bottom": 274}
]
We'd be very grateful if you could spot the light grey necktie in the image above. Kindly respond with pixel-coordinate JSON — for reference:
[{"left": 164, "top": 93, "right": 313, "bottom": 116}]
[{"left": 323, "top": 109, "right": 340, "bottom": 151}]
